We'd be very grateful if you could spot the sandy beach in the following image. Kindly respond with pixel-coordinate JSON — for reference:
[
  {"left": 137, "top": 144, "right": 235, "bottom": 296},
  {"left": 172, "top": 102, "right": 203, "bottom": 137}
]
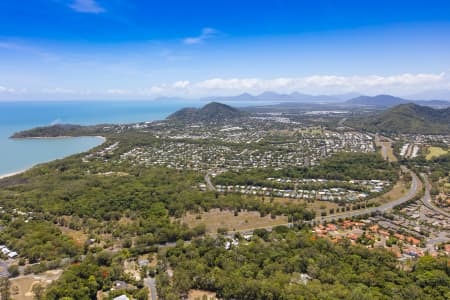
[
  {"left": 0, "top": 136, "right": 106, "bottom": 180},
  {"left": 0, "top": 169, "right": 27, "bottom": 180}
]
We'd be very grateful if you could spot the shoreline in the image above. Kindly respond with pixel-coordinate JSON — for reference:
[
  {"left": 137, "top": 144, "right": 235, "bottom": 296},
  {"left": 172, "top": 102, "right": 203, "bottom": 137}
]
[
  {"left": 11, "top": 135, "right": 107, "bottom": 142},
  {"left": 0, "top": 169, "right": 28, "bottom": 180},
  {"left": 0, "top": 136, "right": 106, "bottom": 180}
]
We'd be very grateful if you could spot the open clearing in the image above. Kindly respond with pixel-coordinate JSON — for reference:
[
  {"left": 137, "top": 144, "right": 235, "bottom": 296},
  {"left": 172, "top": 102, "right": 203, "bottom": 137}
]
[
  {"left": 180, "top": 209, "right": 288, "bottom": 233},
  {"left": 188, "top": 289, "right": 218, "bottom": 300},
  {"left": 369, "top": 176, "right": 420, "bottom": 206},
  {"left": 426, "top": 146, "right": 449, "bottom": 160},
  {"left": 269, "top": 197, "right": 340, "bottom": 213},
  {"left": 10, "top": 269, "right": 63, "bottom": 300},
  {"left": 380, "top": 141, "right": 397, "bottom": 162},
  {"left": 375, "top": 135, "right": 397, "bottom": 162},
  {"left": 59, "top": 226, "right": 88, "bottom": 247}
]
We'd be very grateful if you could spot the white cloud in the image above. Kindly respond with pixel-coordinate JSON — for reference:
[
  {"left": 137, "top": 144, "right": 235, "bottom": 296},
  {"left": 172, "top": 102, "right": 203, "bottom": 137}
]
[
  {"left": 173, "top": 80, "right": 190, "bottom": 88},
  {"left": 183, "top": 28, "right": 218, "bottom": 45},
  {"left": 0, "top": 86, "right": 15, "bottom": 93},
  {"left": 141, "top": 72, "right": 449, "bottom": 97},
  {"left": 42, "top": 88, "right": 77, "bottom": 94},
  {"left": 69, "top": 0, "right": 105, "bottom": 14},
  {"left": 106, "top": 89, "right": 131, "bottom": 95},
  {"left": 0, "top": 42, "right": 23, "bottom": 50},
  {"left": 3, "top": 72, "right": 449, "bottom": 100}
]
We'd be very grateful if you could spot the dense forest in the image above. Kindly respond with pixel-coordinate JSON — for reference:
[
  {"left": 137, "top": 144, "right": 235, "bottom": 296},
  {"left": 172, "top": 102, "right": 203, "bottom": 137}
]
[
  {"left": 0, "top": 149, "right": 315, "bottom": 264},
  {"left": 158, "top": 228, "right": 450, "bottom": 300},
  {"left": 44, "top": 250, "right": 149, "bottom": 300},
  {"left": 346, "top": 103, "right": 450, "bottom": 134}
]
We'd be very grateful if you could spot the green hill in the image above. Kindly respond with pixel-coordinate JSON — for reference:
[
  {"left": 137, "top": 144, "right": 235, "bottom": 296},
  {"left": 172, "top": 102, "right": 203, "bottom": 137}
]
[
  {"left": 346, "top": 103, "right": 450, "bottom": 134},
  {"left": 167, "top": 102, "right": 247, "bottom": 122}
]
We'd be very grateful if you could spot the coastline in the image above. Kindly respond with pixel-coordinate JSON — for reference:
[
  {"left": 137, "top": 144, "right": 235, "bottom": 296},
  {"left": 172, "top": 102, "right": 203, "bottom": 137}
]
[
  {"left": 0, "top": 136, "right": 106, "bottom": 180},
  {"left": 0, "top": 169, "right": 28, "bottom": 180},
  {"left": 11, "top": 135, "right": 107, "bottom": 142}
]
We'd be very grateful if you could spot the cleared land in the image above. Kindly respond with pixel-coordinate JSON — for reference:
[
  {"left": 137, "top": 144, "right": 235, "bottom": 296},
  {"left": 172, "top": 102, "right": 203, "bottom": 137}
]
[
  {"left": 270, "top": 197, "right": 339, "bottom": 213},
  {"left": 426, "top": 146, "right": 449, "bottom": 160},
  {"left": 369, "top": 177, "right": 417, "bottom": 206},
  {"left": 179, "top": 209, "right": 288, "bottom": 233},
  {"left": 58, "top": 226, "right": 88, "bottom": 247},
  {"left": 188, "top": 289, "right": 217, "bottom": 300},
  {"left": 380, "top": 141, "right": 397, "bottom": 162},
  {"left": 10, "top": 269, "right": 63, "bottom": 300}
]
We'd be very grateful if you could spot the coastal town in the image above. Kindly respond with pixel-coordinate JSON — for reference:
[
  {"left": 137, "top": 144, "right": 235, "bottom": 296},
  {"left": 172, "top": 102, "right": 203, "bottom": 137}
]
[{"left": 0, "top": 103, "right": 449, "bottom": 300}]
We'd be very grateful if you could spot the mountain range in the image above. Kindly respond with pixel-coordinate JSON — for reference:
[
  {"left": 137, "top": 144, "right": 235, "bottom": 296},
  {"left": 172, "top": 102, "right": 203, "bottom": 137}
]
[
  {"left": 201, "top": 92, "right": 450, "bottom": 108},
  {"left": 204, "top": 91, "right": 360, "bottom": 104},
  {"left": 345, "top": 94, "right": 450, "bottom": 108}
]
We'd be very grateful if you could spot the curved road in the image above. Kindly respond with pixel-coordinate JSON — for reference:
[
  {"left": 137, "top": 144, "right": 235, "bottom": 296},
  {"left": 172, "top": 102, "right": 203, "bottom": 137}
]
[
  {"left": 204, "top": 173, "right": 216, "bottom": 191},
  {"left": 421, "top": 174, "right": 450, "bottom": 218},
  {"left": 317, "top": 168, "right": 420, "bottom": 223}
]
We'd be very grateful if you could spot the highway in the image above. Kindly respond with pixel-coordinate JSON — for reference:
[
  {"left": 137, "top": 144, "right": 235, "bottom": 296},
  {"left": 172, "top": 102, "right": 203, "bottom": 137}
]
[
  {"left": 420, "top": 174, "right": 450, "bottom": 218},
  {"left": 192, "top": 170, "right": 420, "bottom": 235},
  {"left": 317, "top": 168, "right": 420, "bottom": 223}
]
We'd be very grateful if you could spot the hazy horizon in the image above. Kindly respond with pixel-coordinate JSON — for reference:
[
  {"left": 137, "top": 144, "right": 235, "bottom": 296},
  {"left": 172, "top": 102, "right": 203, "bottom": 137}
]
[{"left": 1, "top": 1, "right": 450, "bottom": 100}]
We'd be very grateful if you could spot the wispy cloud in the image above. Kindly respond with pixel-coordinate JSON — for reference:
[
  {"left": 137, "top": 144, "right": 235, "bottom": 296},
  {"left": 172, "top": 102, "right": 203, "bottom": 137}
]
[
  {"left": 0, "top": 42, "right": 23, "bottom": 50},
  {"left": 183, "top": 28, "right": 218, "bottom": 45},
  {"left": 0, "top": 86, "right": 15, "bottom": 93},
  {"left": 0, "top": 40, "right": 61, "bottom": 62},
  {"left": 69, "top": 0, "right": 105, "bottom": 14}
]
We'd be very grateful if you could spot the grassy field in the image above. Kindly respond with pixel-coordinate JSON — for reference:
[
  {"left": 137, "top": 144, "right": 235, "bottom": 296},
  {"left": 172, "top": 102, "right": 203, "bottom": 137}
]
[
  {"left": 179, "top": 209, "right": 288, "bottom": 233},
  {"left": 188, "top": 289, "right": 217, "bottom": 300},
  {"left": 10, "top": 269, "right": 63, "bottom": 300},
  {"left": 381, "top": 141, "right": 397, "bottom": 162},
  {"left": 269, "top": 197, "right": 340, "bottom": 213},
  {"left": 58, "top": 226, "right": 88, "bottom": 247},
  {"left": 426, "top": 146, "right": 449, "bottom": 160},
  {"left": 369, "top": 175, "right": 421, "bottom": 206}
]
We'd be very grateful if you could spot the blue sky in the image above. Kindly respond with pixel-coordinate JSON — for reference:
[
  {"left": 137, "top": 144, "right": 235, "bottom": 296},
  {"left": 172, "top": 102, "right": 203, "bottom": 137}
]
[{"left": 1, "top": 0, "right": 450, "bottom": 100}]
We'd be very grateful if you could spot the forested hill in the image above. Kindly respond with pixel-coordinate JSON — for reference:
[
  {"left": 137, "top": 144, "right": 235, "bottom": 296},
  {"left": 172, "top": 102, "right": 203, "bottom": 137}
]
[
  {"left": 345, "top": 94, "right": 410, "bottom": 107},
  {"left": 167, "top": 101, "right": 248, "bottom": 122},
  {"left": 10, "top": 124, "right": 98, "bottom": 138},
  {"left": 345, "top": 103, "right": 450, "bottom": 134}
]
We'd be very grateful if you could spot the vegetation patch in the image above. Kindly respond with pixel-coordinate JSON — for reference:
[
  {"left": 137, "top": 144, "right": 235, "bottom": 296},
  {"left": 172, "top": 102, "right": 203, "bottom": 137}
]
[
  {"left": 158, "top": 230, "right": 450, "bottom": 299},
  {"left": 179, "top": 209, "right": 288, "bottom": 233},
  {"left": 426, "top": 146, "right": 449, "bottom": 160},
  {"left": 0, "top": 220, "right": 80, "bottom": 263}
]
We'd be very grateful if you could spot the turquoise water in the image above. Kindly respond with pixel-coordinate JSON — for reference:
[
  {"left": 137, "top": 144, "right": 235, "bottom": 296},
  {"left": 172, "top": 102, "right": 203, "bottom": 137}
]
[{"left": 0, "top": 100, "right": 204, "bottom": 176}]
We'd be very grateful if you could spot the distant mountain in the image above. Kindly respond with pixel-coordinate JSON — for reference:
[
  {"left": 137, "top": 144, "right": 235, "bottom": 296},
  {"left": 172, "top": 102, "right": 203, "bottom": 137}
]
[
  {"left": 346, "top": 103, "right": 450, "bottom": 134},
  {"left": 205, "top": 91, "right": 360, "bottom": 103},
  {"left": 204, "top": 93, "right": 257, "bottom": 103},
  {"left": 345, "top": 95, "right": 410, "bottom": 107},
  {"left": 167, "top": 102, "right": 247, "bottom": 122},
  {"left": 345, "top": 94, "right": 450, "bottom": 108}
]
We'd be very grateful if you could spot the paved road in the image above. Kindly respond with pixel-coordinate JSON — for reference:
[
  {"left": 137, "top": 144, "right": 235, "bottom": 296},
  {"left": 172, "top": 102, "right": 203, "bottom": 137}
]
[
  {"left": 0, "top": 261, "right": 9, "bottom": 277},
  {"left": 144, "top": 277, "right": 158, "bottom": 300},
  {"left": 421, "top": 174, "right": 450, "bottom": 218},
  {"left": 316, "top": 168, "right": 420, "bottom": 223},
  {"left": 204, "top": 173, "right": 215, "bottom": 191},
  {"left": 338, "top": 117, "right": 347, "bottom": 126},
  {"left": 199, "top": 170, "right": 419, "bottom": 232}
]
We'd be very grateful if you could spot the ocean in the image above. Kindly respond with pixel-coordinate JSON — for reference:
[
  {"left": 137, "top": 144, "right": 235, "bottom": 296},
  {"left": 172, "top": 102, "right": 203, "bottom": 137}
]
[{"left": 0, "top": 100, "right": 206, "bottom": 176}]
